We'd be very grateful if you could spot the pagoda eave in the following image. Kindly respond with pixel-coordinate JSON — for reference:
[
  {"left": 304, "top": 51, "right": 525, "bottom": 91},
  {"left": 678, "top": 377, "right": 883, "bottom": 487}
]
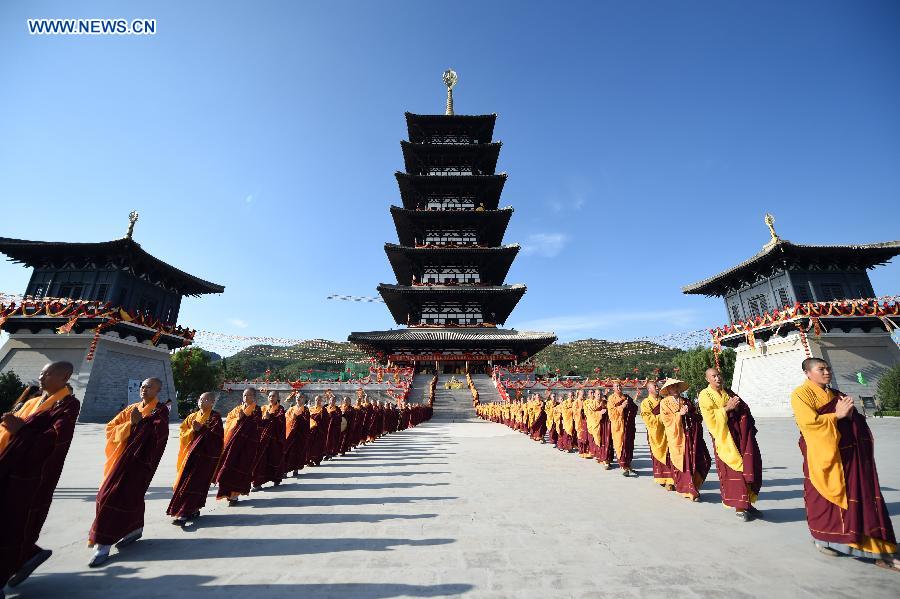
[
  {"left": 348, "top": 327, "right": 556, "bottom": 361},
  {"left": 395, "top": 173, "right": 507, "bottom": 210},
  {"left": 384, "top": 243, "right": 519, "bottom": 286},
  {"left": 377, "top": 283, "right": 526, "bottom": 325},
  {"left": 389, "top": 205, "right": 513, "bottom": 246}
]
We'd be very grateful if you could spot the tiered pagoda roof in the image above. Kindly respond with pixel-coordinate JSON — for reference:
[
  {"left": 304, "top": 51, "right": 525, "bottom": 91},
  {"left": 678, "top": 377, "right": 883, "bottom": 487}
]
[{"left": 349, "top": 71, "right": 555, "bottom": 363}]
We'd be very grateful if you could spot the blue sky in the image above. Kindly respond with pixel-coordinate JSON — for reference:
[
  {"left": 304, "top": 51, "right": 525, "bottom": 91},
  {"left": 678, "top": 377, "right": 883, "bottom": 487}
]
[{"left": 1, "top": 1, "right": 898, "bottom": 353}]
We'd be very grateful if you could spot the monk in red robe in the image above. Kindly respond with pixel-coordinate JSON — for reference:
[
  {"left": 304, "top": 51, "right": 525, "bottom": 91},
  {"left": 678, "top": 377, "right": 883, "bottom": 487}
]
[
  {"left": 0, "top": 361, "right": 79, "bottom": 589},
  {"left": 306, "top": 396, "right": 326, "bottom": 466},
  {"left": 791, "top": 358, "right": 898, "bottom": 570},
  {"left": 339, "top": 397, "right": 355, "bottom": 455},
  {"left": 166, "top": 392, "right": 223, "bottom": 525},
  {"left": 88, "top": 377, "right": 169, "bottom": 567},
  {"left": 215, "top": 388, "right": 261, "bottom": 505},
  {"left": 659, "top": 378, "right": 711, "bottom": 502},
  {"left": 699, "top": 368, "right": 763, "bottom": 521},
  {"left": 606, "top": 382, "right": 638, "bottom": 477},
  {"left": 251, "top": 390, "right": 286, "bottom": 491},
  {"left": 323, "top": 396, "right": 343, "bottom": 460},
  {"left": 283, "top": 394, "right": 310, "bottom": 477},
  {"left": 639, "top": 381, "right": 674, "bottom": 490},
  {"left": 594, "top": 392, "right": 615, "bottom": 468}
]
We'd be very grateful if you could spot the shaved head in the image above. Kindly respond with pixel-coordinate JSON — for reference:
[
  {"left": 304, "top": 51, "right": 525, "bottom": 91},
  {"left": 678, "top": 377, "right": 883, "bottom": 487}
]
[
  {"left": 802, "top": 358, "right": 828, "bottom": 372},
  {"left": 39, "top": 361, "right": 73, "bottom": 394}
]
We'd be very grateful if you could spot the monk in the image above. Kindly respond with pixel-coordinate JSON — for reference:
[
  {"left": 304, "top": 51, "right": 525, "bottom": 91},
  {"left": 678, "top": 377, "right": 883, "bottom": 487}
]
[
  {"left": 88, "top": 377, "right": 169, "bottom": 567},
  {"left": 531, "top": 397, "right": 547, "bottom": 442},
  {"left": 251, "top": 390, "right": 286, "bottom": 491},
  {"left": 545, "top": 395, "right": 558, "bottom": 447},
  {"left": 583, "top": 391, "right": 606, "bottom": 464},
  {"left": 574, "top": 393, "right": 592, "bottom": 458},
  {"left": 606, "top": 381, "right": 638, "bottom": 477},
  {"left": 306, "top": 396, "right": 326, "bottom": 466},
  {"left": 699, "top": 367, "right": 763, "bottom": 521},
  {"left": 791, "top": 358, "right": 898, "bottom": 570},
  {"left": 323, "top": 396, "right": 343, "bottom": 460},
  {"left": 595, "top": 392, "right": 615, "bottom": 468},
  {"left": 0, "top": 361, "right": 80, "bottom": 588},
  {"left": 283, "top": 394, "right": 310, "bottom": 477},
  {"left": 215, "top": 388, "right": 261, "bottom": 505},
  {"left": 340, "top": 397, "right": 355, "bottom": 455},
  {"left": 559, "top": 395, "right": 575, "bottom": 452},
  {"left": 658, "top": 378, "right": 711, "bottom": 501},
  {"left": 639, "top": 381, "right": 674, "bottom": 490},
  {"left": 166, "top": 392, "right": 223, "bottom": 525}
]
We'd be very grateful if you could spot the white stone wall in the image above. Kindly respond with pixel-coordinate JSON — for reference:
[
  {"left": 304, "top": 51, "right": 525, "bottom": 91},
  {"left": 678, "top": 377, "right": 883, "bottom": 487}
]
[
  {"left": 730, "top": 329, "right": 900, "bottom": 417},
  {"left": 0, "top": 330, "right": 176, "bottom": 423}
]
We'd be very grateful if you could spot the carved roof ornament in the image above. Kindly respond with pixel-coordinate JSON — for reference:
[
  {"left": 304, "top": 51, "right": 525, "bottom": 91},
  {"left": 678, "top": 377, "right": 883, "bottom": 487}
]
[
  {"left": 126, "top": 210, "right": 139, "bottom": 239},
  {"left": 443, "top": 69, "right": 458, "bottom": 116}
]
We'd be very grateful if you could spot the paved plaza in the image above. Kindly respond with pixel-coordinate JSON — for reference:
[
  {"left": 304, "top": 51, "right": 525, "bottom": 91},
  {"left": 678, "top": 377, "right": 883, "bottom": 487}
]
[{"left": 8, "top": 415, "right": 900, "bottom": 598}]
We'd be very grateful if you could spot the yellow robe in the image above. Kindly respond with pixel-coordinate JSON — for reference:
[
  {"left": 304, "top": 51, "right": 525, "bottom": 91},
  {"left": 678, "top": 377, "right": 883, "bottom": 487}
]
[
  {"left": 606, "top": 392, "right": 630, "bottom": 458},
  {"left": 790, "top": 381, "right": 846, "bottom": 509},
  {"left": 698, "top": 386, "right": 743, "bottom": 472},
  {"left": 102, "top": 397, "right": 159, "bottom": 482},
  {"left": 659, "top": 396, "right": 686, "bottom": 472},
  {"left": 639, "top": 395, "right": 672, "bottom": 484},
  {"left": 0, "top": 387, "right": 70, "bottom": 454},
  {"left": 173, "top": 408, "right": 212, "bottom": 489},
  {"left": 224, "top": 401, "right": 257, "bottom": 444}
]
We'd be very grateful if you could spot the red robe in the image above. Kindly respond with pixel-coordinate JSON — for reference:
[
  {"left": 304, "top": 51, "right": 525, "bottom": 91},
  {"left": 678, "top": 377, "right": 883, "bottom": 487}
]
[
  {"left": 89, "top": 402, "right": 169, "bottom": 546},
  {"left": 252, "top": 404, "right": 286, "bottom": 486},
  {"left": 340, "top": 407, "right": 356, "bottom": 453},
  {"left": 716, "top": 401, "right": 762, "bottom": 510},
  {"left": 166, "top": 410, "right": 224, "bottom": 518},
  {"left": 283, "top": 407, "right": 310, "bottom": 473},
  {"left": 594, "top": 404, "right": 615, "bottom": 464},
  {"left": 306, "top": 408, "right": 326, "bottom": 466},
  {"left": 323, "top": 406, "right": 342, "bottom": 457},
  {"left": 215, "top": 405, "right": 261, "bottom": 499},
  {"left": 799, "top": 397, "right": 897, "bottom": 551},
  {"left": 0, "top": 393, "right": 80, "bottom": 585}
]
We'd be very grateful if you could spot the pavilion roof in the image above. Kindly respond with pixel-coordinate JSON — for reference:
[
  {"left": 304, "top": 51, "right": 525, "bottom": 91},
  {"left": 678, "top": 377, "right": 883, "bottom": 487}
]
[
  {"left": 395, "top": 173, "right": 507, "bottom": 210},
  {"left": 384, "top": 243, "right": 519, "bottom": 286},
  {"left": 389, "top": 206, "right": 513, "bottom": 246},
  {"left": 683, "top": 238, "right": 900, "bottom": 296},
  {"left": 348, "top": 326, "right": 556, "bottom": 358},
  {"left": 404, "top": 112, "right": 497, "bottom": 144},
  {"left": 0, "top": 236, "right": 225, "bottom": 296},
  {"left": 400, "top": 141, "right": 501, "bottom": 176}
]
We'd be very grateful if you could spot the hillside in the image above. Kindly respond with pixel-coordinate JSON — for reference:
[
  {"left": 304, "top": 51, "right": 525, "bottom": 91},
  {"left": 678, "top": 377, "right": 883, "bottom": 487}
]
[{"left": 216, "top": 338, "right": 684, "bottom": 380}]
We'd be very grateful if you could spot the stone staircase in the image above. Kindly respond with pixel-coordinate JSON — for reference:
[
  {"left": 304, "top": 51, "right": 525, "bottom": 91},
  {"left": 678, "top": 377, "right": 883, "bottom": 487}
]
[
  {"left": 431, "top": 374, "right": 477, "bottom": 422},
  {"left": 408, "top": 373, "right": 433, "bottom": 404},
  {"left": 470, "top": 373, "right": 500, "bottom": 404}
]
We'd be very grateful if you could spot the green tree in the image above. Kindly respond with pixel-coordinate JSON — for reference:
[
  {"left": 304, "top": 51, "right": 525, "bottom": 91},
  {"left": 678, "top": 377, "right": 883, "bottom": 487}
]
[
  {"left": 0, "top": 370, "right": 26, "bottom": 413},
  {"left": 672, "top": 346, "right": 736, "bottom": 399},
  {"left": 172, "top": 347, "right": 223, "bottom": 418},
  {"left": 876, "top": 364, "right": 900, "bottom": 411}
]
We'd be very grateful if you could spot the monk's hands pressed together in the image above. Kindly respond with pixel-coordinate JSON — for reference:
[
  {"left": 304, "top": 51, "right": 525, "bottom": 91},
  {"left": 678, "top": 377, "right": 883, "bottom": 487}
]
[
  {"left": 679, "top": 403, "right": 689, "bottom": 416},
  {"left": 191, "top": 420, "right": 203, "bottom": 432},
  {"left": 129, "top": 407, "right": 142, "bottom": 426},
  {"left": 725, "top": 396, "right": 740, "bottom": 412},
  {"left": 1, "top": 413, "right": 25, "bottom": 434},
  {"left": 835, "top": 395, "right": 855, "bottom": 419}
]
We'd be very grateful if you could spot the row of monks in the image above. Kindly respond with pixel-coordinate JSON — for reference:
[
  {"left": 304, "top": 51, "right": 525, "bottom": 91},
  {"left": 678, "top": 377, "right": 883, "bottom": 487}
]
[
  {"left": 0, "top": 362, "right": 433, "bottom": 588},
  {"left": 477, "top": 359, "right": 898, "bottom": 571}
]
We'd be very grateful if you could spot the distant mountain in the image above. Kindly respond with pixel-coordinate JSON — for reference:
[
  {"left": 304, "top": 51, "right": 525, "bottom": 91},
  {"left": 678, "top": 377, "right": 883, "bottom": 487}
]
[{"left": 216, "top": 337, "right": 683, "bottom": 380}]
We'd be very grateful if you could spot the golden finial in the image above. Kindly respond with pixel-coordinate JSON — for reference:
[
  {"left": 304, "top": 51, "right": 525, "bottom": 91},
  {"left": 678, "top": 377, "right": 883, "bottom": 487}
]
[
  {"left": 126, "top": 211, "right": 139, "bottom": 239},
  {"left": 442, "top": 69, "right": 458, "bottom": 116},
  {"left": 764, "top": 213, "right": 778, "bottom": 242}
]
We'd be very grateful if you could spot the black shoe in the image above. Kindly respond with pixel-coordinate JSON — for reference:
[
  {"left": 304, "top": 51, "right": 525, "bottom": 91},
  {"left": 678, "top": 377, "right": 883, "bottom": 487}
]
[
  {"left": 227, "top": 498, "right": 239, "bottom": 506},
  {"left": 273, "top": 481, "right": 281, "bottom": 487},
  {"left": 8, "top": 548, "right": 52, "bottom": 586},
  {"left": 171, "top": 518, "right": 186, "bottom": 526}
]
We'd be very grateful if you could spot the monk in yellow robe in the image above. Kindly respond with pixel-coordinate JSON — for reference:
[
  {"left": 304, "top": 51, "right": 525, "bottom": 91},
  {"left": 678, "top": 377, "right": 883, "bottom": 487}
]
[
  {"left": 639, "top": 381, "right": 674, "bottom": 490},
  {"left": 659, "top": 378, "right": 711, "bottom": 501},
  {"left": 544, "top": 396, "right": 558, "bottom": 447},
  {"left": 791, "top": 358, "right": 897, "bottom": 570},
  {"left": 89, "top": 378, "right": 169, "bottom": 567},
  {"left": 699, "top": 368, "right": 763, "bottom": 521},
  {"left": 606, "top": 382, "right": 638, "bottom": 477}
]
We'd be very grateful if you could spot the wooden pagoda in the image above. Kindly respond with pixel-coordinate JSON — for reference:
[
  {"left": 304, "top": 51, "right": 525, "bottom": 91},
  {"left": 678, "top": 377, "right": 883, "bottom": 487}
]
[{"left": 350, "top": 71, "right": 556, "bottom": 372}]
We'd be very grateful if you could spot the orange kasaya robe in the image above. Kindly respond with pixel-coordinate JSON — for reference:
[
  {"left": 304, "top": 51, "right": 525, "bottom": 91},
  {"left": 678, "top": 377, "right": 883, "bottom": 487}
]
[
  {"left": 639, "top": 394, "right": 673, "bottom": 486},
  {"left": 791, "top": 380, "right": 897, "bottom": 557},
  {"left": 173, "top": 408, "right": 213, "bottom": 490},
  {"left": 0, "top": 387, "right": 70, "bottom": 455},
  {"left": 102, "top": 398, "right": 161, "bottom": 483}
]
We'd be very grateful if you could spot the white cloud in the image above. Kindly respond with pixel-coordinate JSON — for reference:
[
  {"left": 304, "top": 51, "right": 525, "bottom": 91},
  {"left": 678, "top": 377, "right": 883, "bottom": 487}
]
[
  {"left": 244, "top": 194, "right": 254, "bottom": 204},
  {"left": 522, "top": 233, "right": 568, "bottom": 258},
  {"left": 515, "top": 309, "right": 699, "bottom": 339},
  {"left": 228, "top": 318, "right": 249, "bottom": 329}
]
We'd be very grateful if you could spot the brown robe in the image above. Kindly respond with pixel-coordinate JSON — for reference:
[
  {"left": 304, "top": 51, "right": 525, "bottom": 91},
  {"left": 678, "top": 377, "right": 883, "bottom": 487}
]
[
  {"left": 0, "top": 393, "right": 80, "bottom": 585},
  {"left": 252, "top": 404, "right": 286, "bottom": 486},
  {"left": 89, "top": 402, "right": 169, "bottom": 546},
  {"left": 215, "top": 405, "right": 261, "bottom": 499},
  {"left": 166, "top": 410, "right": 224, "bottom": 518}
]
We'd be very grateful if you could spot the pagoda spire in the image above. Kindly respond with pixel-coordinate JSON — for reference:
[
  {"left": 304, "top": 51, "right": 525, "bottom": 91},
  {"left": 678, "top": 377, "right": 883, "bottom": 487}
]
[
  {"left": 442, "top": 69, "right": 458, "bottom": 115},
  {"left": 126, "top": 210, "right": 139, "bottom": 239}
]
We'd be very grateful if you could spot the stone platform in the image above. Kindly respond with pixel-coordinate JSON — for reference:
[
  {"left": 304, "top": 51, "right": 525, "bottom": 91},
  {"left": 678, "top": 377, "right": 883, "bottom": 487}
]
[{"left": 9, "top": 417, "right": 900, "bottom": 598}]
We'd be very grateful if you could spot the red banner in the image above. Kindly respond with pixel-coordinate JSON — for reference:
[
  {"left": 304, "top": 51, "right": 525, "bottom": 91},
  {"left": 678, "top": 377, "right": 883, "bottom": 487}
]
[{"left": 387, "top": 353, "right": 517, "bottom": 362}]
